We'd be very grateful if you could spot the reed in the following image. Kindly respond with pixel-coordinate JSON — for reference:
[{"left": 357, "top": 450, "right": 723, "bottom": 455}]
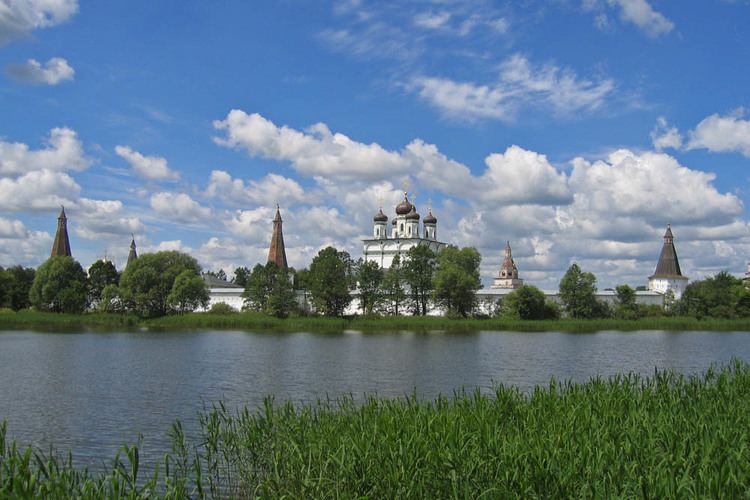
[{"left": 2, "top": 361, "right": 750, "bottom": 497}]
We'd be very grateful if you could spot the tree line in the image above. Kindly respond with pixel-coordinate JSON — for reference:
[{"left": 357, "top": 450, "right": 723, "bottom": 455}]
[{"left": 5, "top": 247, "right": 750, "bottom": 321}]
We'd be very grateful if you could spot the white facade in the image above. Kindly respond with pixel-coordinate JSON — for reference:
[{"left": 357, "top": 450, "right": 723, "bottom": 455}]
[
  {"left": 204, "top": 286, "right": 245, "bottom": 311},
  {"left": 647, "top": 277, "right": 688, "bottom": 300},
  {"left": 363, "top": 194, "right": 447, "bottom": 269}
]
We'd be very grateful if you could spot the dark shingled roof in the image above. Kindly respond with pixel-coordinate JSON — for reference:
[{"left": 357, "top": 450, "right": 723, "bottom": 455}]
[
  {"left": 267, "top": 205, "right": 288, "bottom": 269},
  {"left": 50, "top": 206, "right": 72, "bottom": 257},
  {"left": 203, "top": 275, "right": 243, "bottom": 289},
  {"left": 127, "top": 236, "right": 138, "bottom": 266},
  {"left": 650, "top": 224, "right": 684, "bottom": 278}
]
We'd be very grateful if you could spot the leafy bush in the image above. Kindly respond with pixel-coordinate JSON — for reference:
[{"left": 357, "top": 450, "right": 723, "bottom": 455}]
[{"left": 208, "top": 302, "right": 238, "bottom": 314}]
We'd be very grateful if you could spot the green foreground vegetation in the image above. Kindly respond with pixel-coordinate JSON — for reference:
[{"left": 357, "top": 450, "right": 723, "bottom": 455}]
[
  {"left": 2, "top": 361, "right": 750, "bottom": 497},
  {"left": 4, "top": 309, "right": 750, "bottom": 333}
]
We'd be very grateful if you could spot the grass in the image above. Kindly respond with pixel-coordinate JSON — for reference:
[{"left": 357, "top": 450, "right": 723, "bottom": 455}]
[
  {"left": 2, "top": 361, "right": 750, "bottom": 497},
  {"left": 3, "top": 309, "right": 750, "bottom": 333}
]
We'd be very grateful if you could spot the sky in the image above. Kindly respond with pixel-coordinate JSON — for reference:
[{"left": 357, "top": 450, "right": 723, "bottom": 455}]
[{"left": 1, "top": 0, "right": 749, "bottom": 290}]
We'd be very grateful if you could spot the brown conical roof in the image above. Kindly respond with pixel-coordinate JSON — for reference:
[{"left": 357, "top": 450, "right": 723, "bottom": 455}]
[
  {"left": 650, "top": 224, "right": 684, "bottom": 278},
  {"left": 127, "top": 235, "right": 138, "bottom": 266},
  {"left": 267, "top": 205, "right": 288, "bottom": 269},
  {"left": 50, "top": 206, "right": 72, "bottom": 257}
]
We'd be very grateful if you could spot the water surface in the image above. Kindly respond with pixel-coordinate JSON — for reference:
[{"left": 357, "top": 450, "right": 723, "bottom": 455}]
[{"left": 0, "top": 329, "right": 747, "bottom": 467}]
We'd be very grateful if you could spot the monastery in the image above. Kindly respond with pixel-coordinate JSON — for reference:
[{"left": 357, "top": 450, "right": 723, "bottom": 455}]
[{"left": 47, "top": 199, "right": 692, "bottom": 313}]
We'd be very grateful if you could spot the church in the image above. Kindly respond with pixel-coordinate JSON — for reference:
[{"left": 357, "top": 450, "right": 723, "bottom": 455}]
[{"left": 362, "top": 192, "right": 447, "bottom": 269}]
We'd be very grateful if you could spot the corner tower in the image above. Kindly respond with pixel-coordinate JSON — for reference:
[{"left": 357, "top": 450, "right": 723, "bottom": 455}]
[
  {"left": 267, "top": 205, "right": 288, "bottom": 269},
  {"left": 491, "top": 241, "right": 523, "bottom": 289},
  {"left": 50, "top": 206, "right": 72, "bottom": 257},
  {"left": 647, "top": 224, "right": 688, "bottom": 299},
  {"left": 127, "top": 235, "right": 138, "bottom": 266}
]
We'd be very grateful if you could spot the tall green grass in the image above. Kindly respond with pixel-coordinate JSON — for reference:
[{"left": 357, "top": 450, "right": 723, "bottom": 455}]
[{"left": 2, "top": 361, "right": 750, "bottom": 497}]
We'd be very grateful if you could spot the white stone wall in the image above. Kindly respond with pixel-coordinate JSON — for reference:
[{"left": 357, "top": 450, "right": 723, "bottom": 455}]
[{"left": 648, "top": 277, "right": 688, "bottom": 300}]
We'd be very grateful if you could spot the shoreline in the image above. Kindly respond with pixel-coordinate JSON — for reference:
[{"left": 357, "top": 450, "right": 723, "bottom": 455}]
[{"left": 2, "top": 310, "right": 750, "bottom": 333}]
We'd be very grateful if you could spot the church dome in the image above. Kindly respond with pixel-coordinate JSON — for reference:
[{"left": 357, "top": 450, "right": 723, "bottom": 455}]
[
  {"left": 373, "top": 208, "right": 388, "bottom": 222},
  {"left": 423, "top": 210, "right": 437, "bottom": 224},
  {"left": 405, "top": 206, "right": 420, "bottom": 220},
  {"left": 395, "top": 193, "right": 414, "bottom": 215}
]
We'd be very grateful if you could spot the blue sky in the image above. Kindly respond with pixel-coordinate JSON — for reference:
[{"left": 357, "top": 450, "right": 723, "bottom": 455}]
[{"left": 1, "top": 0, "right": 749, "bottom": 289}]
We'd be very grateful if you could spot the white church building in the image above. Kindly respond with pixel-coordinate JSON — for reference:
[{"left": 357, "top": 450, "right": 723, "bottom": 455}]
[{"left": 362, "top": 192, "right": 447, "bottom": 269}]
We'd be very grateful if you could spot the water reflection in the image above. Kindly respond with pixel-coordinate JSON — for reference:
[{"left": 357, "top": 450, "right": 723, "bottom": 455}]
[{"left": 0, "top": 329, "right": 748, "bottom": 467}]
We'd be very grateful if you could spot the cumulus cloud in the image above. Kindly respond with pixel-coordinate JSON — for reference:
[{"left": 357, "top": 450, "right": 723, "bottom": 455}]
[
  {"left": 479, "top": 146, "right": 572, "bottom": 205},
  {"left": 0, "top": 0, "right": 78, "bottom": 45},
  {"left": 686, "top": 109, "right": 750, "bottom": 157},
  {"left": 608, "top": 0, "right": 674, "bottom": 37},
  {"left": 0, "top": 127, "right": 91, "bottom": 177},
  {"left": 569, "top": 149, "right": 742, "bottom": 225},
  {"left": 410, "top": 54, "right": 614, "bottom": 121},
  {"left": 150, "top": 192, "right": 211, "bottom": 224},
  {"left": 650, "top": 116, "right": 682, "bottom": 151},
  {"left": 115, "top": 146, "right": 180, "bottom": 181},
  {"left": 0, "top": 230, "right": 52, "bottom": 267},
  {"left": 213, "top": 110, "right": 409, "bottom": 182},
  {"left": 205, "top": 171, "right": 311, "bottom": 206},
  {"left": 584, "top": 0, "right": 673, "bottom": 37},
  {"left": 73, "top": 198, "right": 145, "bottom": 240},
  {"left": 0, "top": 169, "right": 80, "bottom": 211},
  {"left": 5, "top": 57, "right": 74, "bottom": 85},
  {"left": 0, "top": 217, "right": 28, "bottom": 239}
]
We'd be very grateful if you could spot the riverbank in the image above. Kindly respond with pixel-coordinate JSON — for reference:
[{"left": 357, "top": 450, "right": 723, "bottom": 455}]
[
  {"left": 2, "top": 309, "right": 750, "bottom": 332},
  {"left": 2, "top": 361, "right": 749, "bottom": 497}
]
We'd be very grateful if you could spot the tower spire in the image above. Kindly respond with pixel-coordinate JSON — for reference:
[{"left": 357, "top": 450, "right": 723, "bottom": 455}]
[
  {"left": 267, "top": 204, "right": 288, "bottom": 269},
  {"left": 651, "top": 223, "right": 682, "bottom": 278},
  {"left": 127, "top": 234, "right": 138, "bottom": 266},
  {"left": 50, "top": 206, "right": 72, "bottom": 257}
]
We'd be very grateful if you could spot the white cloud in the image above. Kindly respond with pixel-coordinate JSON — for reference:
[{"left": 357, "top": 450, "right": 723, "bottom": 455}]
[
  {"left": 686, "top": 109, "right": 750, "bottom": 157},
  {"left": 5, "top": 57, "right": 74, "bottom": 85},
  {"left": 479, "top": 146, "right": 572, "bottom": 205},
  {"left": 650, "top": 116, "right": 682, "bottom": 150},
  {"left": 584, "top": 0, "right": 673, "bottom": 37},
  {"left": 205, "top": 170, "right": 310, "bottom": 206},
  {"left": 0, "top": 127, "right": 91, "bottom": 177},
  {"left": 413, "top": 11, "right": 451, "bottom": 30},
  {"left": 410, "top": 54, "right": 615, "bottom": 121},
  {"left": 0, "top": 217, "right": 28, "bottom": 238},
  {"left": 150, "top": 192, "right": 211, "bottom": 223},
  {"left": 0, "top": 169, "right": 80, "bottom": 211},
  {"left": 0, "top": 230, "right": 52, "bottom": 267},
  {"left": 213, "top": 110, "right": 409, "bottom": 182},
  {"left": 73, "top": 198, "right": 145, "bottom": 240},
  {"left": 0, "top": 0, "right": 78, "bottom": 45},
  {"left": 608, "top": 0, "right": 673, "bottom": 37},
  {"left": 115, "top": 145, "right": 180, "bottom": 181}
]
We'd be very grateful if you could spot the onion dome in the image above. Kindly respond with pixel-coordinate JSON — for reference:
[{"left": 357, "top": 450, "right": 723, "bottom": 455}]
[
  {"left": 373, "top": 208, "right": 388, "bottom": 222},
  {"left": 423, "top": 210, "right": 437, "bottom": 224},
  {"left": 405, "top": 205, "right": 420, "bottom": 220},
  {"left": 395, "top": 192, "right": 414, "bottom": 215}
]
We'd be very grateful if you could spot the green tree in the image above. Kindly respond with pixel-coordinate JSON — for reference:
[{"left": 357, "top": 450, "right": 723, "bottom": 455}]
[
  {"left": 558, "top": 263, "right": 602, "bottom": 319},
  {"left": 356, "top": 259, "right": 384, "bottom": 315},
  {"left": 243, "top": 263, "right": 275, "bottom": 312},
  {"left": 167, "top": 270, "right": 210, "bottom": 313},
  {"left": 0, "top": 267, "right": 9, "bottom": 308},
  {"left": 403, "top": 245, "right": 437, "bottom": 316},
  {"left": 119, "top": 251, "right": 203, "bottom": 317},
  {"left": 206, "top": 269, "right": 227, "bottom": 281},
  {"left": 677, "top": 271, "right": 745, "bottom": 319},
  {"left": 502, "top": 285, "right": 558, "bottom": 320},
  {"left": 381, "top": 254, "right": 406, "bottom": 315},
  {"left": 87, "top": 260, "right": 120, "bottom": 306},
  {"left": 232, "top": 266, "right": 251, "bottom": 287},
  {"left": 1, "top": 266, "right": 35, "bottom": 310},
  {"left": 98, "top": 284, "right": 124, "bottom": 313},
  {"left": 432, "top": 246, "right": 481, "bottom": 317},
  {"left": 29, "top": 256, "right": 88, "bottom": 313},
  {"left": 614, "top": 284, "right": 638, "bottom": 319},
  {"left": 266, "top": 266, "right": 297, "bottom": 318},
  {"left": 308, "top": 247, "right": 352, "bottom": 317}
]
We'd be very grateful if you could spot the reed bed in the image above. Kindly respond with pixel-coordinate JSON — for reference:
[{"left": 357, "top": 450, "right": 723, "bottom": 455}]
[{"left": 2, "top": 361, "right": 750, "bottom": 497}]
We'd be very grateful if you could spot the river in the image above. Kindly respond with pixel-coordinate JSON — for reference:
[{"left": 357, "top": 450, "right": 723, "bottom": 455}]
[{"left": 0, "top": 329, "right": 747, "bottom": 468}]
